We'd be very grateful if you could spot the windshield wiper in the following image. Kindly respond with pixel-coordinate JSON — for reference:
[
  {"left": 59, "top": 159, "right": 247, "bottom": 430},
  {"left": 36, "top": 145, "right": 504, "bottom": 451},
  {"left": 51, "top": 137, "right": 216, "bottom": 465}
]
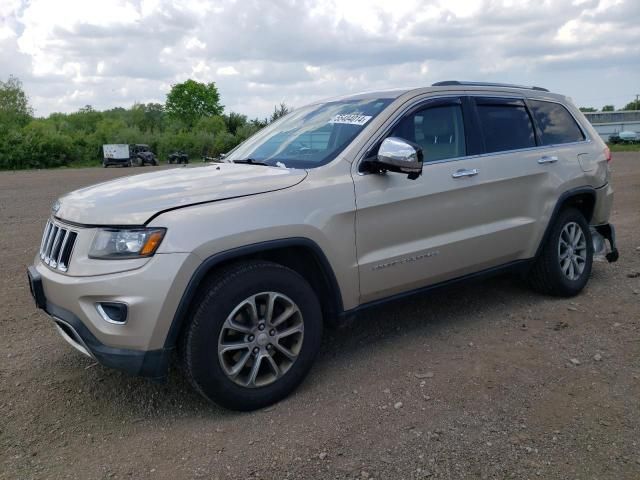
[{"left": 232, "top": 158, "right": 270, "bottom": 166}]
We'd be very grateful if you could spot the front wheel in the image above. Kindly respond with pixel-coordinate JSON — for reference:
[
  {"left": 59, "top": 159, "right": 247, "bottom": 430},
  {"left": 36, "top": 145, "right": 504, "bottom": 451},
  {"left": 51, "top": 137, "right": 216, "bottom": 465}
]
[
  {"left": 180, "top": 261, "right": 323, "bottom": 411},
  {"left": 528, "top": 208, "right": 593, "bottom": 297}
]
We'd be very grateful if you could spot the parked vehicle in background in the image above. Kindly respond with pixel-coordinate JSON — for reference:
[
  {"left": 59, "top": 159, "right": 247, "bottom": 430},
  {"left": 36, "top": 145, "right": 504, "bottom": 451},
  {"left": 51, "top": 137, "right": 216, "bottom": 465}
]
[
  {"left": 102, "top": 144, "right": 131, "bottom": 167},
  {"left": 102, "top": 144, "right": 158, "bottom": 167},
  {"left": 608, "top": 131, "right": 638, "bottom": 144},
  {"left": 168, "top": 151, "right": 189, "bottom": 164},
  {"left": 130, "top": 144, "right": 158, "bottom": 167},
  {"left": 31, "top": 81, "right": 618, "bottom": 411}
]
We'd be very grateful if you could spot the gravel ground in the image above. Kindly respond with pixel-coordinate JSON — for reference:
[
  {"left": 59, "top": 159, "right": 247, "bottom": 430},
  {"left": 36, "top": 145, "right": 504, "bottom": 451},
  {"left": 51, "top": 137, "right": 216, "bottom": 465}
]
[{"left": 1, "top": 156, "right": 639, "bottom": 480}]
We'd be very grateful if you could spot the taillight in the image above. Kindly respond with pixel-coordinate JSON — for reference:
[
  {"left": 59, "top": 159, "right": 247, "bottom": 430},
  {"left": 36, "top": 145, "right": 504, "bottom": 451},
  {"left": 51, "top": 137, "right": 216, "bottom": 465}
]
[{"left": 604, "top": 146, "right": 612, "bottom": 163}]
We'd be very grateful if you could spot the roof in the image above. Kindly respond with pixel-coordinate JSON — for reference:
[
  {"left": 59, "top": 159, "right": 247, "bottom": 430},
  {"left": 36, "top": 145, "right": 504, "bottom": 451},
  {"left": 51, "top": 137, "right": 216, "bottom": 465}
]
[{"left": 309, "top": 82, "right": 567, "bottom": 107}]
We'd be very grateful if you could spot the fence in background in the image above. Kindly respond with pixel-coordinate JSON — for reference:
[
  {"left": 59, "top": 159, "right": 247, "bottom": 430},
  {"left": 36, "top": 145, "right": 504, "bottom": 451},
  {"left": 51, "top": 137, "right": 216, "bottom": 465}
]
[{"left": 584, "top": 111, "right": 640, "bottom": 142}]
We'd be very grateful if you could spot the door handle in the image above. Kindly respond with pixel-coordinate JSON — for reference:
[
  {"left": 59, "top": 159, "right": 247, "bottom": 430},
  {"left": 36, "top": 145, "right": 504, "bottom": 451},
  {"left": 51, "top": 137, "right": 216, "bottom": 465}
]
[
  {"left": 452, "top": 168, "right": 478, "bottom": 178},
  {"left": 538, "top": 155, "right": 558, "bottom": 164}
]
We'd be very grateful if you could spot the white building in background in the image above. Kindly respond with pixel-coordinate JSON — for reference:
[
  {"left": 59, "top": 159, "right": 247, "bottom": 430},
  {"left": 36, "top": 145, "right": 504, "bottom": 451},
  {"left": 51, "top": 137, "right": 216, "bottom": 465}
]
[{"left": 583, "top": 111, "right": 640, "bottom": 142}]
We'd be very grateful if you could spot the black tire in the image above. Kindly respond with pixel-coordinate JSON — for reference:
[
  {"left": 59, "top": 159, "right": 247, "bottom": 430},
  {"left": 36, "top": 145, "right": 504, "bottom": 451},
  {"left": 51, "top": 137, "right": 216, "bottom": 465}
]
[
  {"left": 180, "top": 261, "right": 323, "bottom": 411},
  {"left": 528, "top": 208, "right": 593, "bottom": 297},
  {"left": 103, "top": 162, "right": 108, "bottom": 168}
]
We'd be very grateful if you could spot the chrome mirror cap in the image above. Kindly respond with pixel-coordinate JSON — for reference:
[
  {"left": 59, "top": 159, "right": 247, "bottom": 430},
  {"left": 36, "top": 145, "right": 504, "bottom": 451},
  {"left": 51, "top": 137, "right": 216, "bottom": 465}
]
[{"left": 376, "top": 137, "right": 423, "bottom": 178}]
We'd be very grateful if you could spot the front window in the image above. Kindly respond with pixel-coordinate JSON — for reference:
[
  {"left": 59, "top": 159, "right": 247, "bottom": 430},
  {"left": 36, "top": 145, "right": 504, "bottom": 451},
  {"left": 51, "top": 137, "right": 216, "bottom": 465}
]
[
  {"left": 390, "top": 103, "right": 467, "bottom": 162},
  {"left": 226, "top": 98, "right": 392, "bottom": 168}
]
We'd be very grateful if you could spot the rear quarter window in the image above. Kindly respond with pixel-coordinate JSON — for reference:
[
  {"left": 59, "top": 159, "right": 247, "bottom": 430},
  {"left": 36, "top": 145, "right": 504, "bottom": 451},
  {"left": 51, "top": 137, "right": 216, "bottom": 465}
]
[
  {"left": 476, "top": 101, "right": 536, "bottom": 153},
  {"left": 528, "top": 100, "right": 585, "bottom": 145}
]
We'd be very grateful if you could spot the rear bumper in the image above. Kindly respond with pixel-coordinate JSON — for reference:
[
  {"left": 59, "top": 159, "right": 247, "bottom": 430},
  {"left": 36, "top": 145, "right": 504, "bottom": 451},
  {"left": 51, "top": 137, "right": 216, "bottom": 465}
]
[
  {"left": 594, "top": 223, "right": 619, "bottom": 263},
  {"left": 592, "top": 182, "right": 614, "bottom": 225}
]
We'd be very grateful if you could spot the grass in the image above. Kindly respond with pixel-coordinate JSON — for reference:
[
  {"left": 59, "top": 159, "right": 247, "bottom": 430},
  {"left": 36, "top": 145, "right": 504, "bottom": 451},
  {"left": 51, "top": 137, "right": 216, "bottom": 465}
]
[{"left": 608, "top": 143, "right": 640, "bottom": 152}]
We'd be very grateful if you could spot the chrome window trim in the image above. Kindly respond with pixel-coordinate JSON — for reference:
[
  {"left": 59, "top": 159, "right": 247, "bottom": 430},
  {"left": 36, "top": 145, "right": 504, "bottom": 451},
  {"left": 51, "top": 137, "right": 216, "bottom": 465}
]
[{"left": 355, "top": 93, "right": 592, "bottom": 175}]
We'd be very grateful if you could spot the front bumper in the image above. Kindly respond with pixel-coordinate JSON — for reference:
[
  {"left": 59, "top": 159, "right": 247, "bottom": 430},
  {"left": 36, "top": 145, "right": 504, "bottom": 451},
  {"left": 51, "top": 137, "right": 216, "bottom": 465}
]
[
  {"left": 28, "top": 266, "right": 169, "bottom": 378},
  {"left": 27, "top": 252, "right": 199, "bottom": 380}
]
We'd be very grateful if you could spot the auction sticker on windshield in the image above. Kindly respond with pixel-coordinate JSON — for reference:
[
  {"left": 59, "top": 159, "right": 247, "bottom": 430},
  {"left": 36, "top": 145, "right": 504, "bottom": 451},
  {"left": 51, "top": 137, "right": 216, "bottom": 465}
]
[{"left": 329, "top": 114, "right": 372, "bottom": 126}]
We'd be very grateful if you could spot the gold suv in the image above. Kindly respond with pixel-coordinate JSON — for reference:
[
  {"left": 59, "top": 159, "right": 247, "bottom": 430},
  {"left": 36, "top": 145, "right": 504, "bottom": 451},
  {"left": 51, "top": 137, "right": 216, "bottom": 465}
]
[{"left": 28, "top": 81, "right": 618, "bottom": 410}]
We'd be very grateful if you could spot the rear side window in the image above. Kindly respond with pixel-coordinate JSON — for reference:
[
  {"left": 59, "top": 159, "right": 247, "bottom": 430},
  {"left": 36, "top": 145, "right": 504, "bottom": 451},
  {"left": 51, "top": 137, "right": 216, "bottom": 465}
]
[
  {"left": 528, "top": 100, "right": 585, "bottom": 145},
  {"left": 476, "top": 100, "right": 536, "bottom": 153}
]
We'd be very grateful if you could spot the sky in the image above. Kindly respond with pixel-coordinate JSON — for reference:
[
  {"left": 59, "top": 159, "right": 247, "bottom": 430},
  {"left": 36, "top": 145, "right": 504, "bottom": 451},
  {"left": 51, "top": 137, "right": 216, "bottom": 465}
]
[{"left": 1, "top": 0, "right": 639, "bottom": 118}]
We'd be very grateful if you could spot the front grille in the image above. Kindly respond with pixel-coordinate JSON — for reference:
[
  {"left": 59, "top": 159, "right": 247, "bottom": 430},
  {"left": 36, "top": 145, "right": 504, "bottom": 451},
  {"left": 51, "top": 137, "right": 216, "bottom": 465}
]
[{"left": 39, "top": 219, "right": 78, "bottom": 272}]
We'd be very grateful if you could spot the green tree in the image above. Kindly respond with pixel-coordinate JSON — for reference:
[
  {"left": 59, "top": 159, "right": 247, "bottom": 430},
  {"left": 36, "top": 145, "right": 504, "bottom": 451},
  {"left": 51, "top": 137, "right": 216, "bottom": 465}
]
[
  {"left": 623, "top": 99, "right": 640, "bottom": 111},
  {"left": 270, "top": 102, "right": 291, "bottom": 123},
  {"left": 223, "top": 112, "right": 247, "bottom": 135},
  {"left": 250, "top": 117, "right": 268, "bottom": 129},
  {"left": 142, "top": 103, "right": 165, "bottom": 133},
  {"left": 196, "top": 115, "right": 226, "bottom": 135},
  {"left": 579, "top": 107, "right": 597, "bottom": 113},
  {"left": 165, "top": 79, "right": 223, "bottom": 128},
  {"left": 66, "top": 105, "right": 102, "bottom": 133},
  {"left": 0, "top": 75, "right": 33, "bottom": 130},
  {"left": 601, "top": 105, "right": 615, "bottom": 112},
  {"left": 130, "top": 102, "right": 146, "bottom": 130}
]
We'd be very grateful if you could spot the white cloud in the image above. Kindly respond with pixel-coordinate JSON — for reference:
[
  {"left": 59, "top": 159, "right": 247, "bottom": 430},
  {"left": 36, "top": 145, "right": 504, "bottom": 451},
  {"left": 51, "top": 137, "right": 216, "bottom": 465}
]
[
  {"left": 1, "top": 0, "right": 639, "bottom": 117},
  {"left": 216, "top": 66, "right": 239, "bottom": 76}
]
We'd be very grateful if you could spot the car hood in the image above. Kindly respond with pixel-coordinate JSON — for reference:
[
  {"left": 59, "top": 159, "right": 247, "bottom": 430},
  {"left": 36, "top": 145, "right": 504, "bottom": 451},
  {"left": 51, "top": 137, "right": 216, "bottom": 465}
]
[{"left": 55, "top": 164, "right": 308, "bottom": 225}]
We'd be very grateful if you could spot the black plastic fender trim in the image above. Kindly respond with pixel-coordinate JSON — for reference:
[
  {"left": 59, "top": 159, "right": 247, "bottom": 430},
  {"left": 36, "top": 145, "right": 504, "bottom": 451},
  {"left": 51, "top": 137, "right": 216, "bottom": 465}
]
[{"left": 163, "top": 237, "right": 344, "bottom": 349}]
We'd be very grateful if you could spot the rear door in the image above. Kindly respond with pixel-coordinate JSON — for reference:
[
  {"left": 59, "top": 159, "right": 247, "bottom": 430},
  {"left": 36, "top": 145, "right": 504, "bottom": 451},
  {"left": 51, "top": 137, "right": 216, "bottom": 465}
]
[{"left": 468, "top": 96, "right": 560, "bottom": 263}]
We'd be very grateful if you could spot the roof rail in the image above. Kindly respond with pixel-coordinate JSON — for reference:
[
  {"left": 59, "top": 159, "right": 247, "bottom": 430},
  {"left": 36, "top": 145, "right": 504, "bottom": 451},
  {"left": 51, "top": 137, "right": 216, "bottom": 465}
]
[{"left": 432, "top": 81, "right": 549, "bottom": 92}]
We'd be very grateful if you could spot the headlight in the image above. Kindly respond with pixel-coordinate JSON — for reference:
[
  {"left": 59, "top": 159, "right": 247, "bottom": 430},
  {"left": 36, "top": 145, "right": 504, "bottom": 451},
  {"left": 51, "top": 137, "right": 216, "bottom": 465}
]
[{"left": 89, "top": 228, "right": 166, "bottom": 259}]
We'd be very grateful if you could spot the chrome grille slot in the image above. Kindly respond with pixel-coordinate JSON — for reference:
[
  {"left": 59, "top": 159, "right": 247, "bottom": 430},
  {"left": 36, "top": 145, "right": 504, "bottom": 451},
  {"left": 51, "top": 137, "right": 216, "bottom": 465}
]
[{"left": 39, "top": 219, "right": 77, "bottom": 272}]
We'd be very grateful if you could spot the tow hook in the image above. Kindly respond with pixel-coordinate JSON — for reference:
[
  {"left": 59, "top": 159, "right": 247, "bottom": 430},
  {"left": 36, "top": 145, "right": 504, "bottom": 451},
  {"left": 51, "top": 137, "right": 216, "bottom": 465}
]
[{"left": 592, "top": 224, "right": 619, "bottom": 263}]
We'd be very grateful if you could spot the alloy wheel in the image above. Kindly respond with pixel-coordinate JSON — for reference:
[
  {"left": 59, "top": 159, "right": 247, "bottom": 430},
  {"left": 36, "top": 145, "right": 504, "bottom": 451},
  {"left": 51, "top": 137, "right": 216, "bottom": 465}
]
[
  {"left": 217, "top": 292, "right": 304, "bottom": 388},
  {"left": 558, "top": 221, "right": 587, "bottom": 281}
]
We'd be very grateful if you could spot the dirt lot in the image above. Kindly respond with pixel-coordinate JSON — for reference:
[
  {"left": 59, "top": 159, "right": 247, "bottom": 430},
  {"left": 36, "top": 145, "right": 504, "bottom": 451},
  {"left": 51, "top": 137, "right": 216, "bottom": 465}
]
[{"left": 1, "top": 156, "right": 639, "bottom": 480}]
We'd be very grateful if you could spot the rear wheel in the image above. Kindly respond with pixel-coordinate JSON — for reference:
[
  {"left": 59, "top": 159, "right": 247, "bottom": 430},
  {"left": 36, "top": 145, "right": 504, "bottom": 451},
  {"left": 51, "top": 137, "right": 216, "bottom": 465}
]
[
  {"left": 528, "top": 208, "right": 593, "bottom": 297},
  {"left": 180, "top": 261, "right": 323, "bottom": 411}
]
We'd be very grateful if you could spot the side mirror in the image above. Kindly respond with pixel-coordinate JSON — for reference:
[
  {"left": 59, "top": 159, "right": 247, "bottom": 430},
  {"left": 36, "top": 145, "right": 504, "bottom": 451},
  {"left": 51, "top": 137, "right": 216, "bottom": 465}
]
[{"left": 370, "top": 137, "right": 423, "bottom": 180}]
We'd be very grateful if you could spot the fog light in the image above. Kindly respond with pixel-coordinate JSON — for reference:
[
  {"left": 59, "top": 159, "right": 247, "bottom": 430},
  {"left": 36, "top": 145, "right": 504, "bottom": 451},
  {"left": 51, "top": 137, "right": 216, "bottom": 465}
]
[{"left": 96, "top": 302, "right": 128, "bottom": 324}]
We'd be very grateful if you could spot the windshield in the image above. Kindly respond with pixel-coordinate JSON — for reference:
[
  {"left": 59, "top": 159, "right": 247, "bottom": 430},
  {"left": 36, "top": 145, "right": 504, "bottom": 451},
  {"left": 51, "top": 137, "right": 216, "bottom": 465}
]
[{"left": 226, "top": 98, "right": 392, "bottom": 168}]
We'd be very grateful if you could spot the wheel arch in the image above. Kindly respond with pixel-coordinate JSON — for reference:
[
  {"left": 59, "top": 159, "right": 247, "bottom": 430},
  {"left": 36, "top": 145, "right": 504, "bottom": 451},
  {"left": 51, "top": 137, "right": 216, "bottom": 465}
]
[
  {"left": 535, "top": 186, "right": 596, "bottom": 259},
  {"left": 163, "top": 238, "right": 344, "bottom": 349}
]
